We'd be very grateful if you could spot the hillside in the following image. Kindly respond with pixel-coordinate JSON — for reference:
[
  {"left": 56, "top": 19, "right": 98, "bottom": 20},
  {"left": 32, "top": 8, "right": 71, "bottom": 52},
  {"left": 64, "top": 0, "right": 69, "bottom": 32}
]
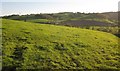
[
  {"left": 61, "top": 20, "right": 115, "bottom": 27},
  {"left": 2, "top": 12, "right": 118, "bottom": 26},
  {"left": 101, "top": 12, "right": 118, "bottom": 21},
  {"left": 2, "top": 12, "right": 119, "bottom": 36},
  {"left": 2, "top": 19, "right": 120, "bottom": 70}
]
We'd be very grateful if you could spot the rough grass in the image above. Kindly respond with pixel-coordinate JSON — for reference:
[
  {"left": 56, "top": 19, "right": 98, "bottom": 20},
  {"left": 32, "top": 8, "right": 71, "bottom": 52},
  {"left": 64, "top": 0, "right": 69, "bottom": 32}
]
[
  {"left": 27, "top": 19, "right": 54, "bottom": 23},
  {"left": 2, "top": 19, "right": 120, "bottom": 70}
]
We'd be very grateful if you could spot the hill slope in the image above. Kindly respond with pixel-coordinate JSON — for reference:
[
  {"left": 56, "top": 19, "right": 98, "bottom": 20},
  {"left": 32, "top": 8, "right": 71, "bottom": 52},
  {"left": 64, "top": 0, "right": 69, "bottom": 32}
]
[
  {"left": 2, "top": 19, "right": 119, "bottom": 70},
  {"left": 2, "top": 12, "right": 118, "bottom": 26}
]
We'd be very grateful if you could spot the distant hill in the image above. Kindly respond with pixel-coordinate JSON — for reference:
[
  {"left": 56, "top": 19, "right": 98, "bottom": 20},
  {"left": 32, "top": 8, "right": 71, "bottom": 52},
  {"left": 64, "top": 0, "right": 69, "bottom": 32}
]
[
  {"left": 2, "top": 12, "right": 118, "bottom": 26},
  {"left": 101, "top": 12, "right": 118, "bottom": 21},
  {"left": 2, "top": 19, "right": 119, "bottom": 70},
  {"left": 2, "top": 12, "right": 119, "bottom": 37},
  {"left": 61, "top": 20, "right": 116, "bottom": 27}
]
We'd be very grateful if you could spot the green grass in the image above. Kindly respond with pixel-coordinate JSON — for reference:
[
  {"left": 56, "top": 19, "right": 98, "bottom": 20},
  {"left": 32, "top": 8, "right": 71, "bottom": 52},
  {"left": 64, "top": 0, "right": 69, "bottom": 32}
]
[
  {"left": 83, "top": 26, "right": 119, "bottom": 35},
  {"left": 84, "top": 19, "right": 114, "bottom": 24},
  {"left": 2, "top": 19, "right": 120, "bottom": 70},
  {"left": 69, "top": 18, "right": 115, "bottom": 24},
  {"left": 27, "top": 19, "right": 54, "bottom": 23}
]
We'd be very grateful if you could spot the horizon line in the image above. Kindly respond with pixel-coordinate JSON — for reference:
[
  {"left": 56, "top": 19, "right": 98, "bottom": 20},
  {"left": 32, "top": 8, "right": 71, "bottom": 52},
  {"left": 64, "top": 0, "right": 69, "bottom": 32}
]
[{"left": 1, "top": 11, "right": 118, "bottom": 17}]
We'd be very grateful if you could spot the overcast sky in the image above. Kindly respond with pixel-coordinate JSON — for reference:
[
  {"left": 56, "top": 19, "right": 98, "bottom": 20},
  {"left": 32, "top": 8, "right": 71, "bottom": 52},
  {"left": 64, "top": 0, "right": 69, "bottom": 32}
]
[{"left": 1, "top": 0, "right": 120, "bottom": 16}]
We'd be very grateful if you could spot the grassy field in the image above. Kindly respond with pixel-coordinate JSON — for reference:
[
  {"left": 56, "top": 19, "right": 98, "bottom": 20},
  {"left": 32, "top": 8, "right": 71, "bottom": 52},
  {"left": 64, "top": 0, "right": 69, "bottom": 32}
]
[
  {"left": 3, "top": 12, "right": 119, "bottom": 36},
  {"left": 27, "top": 19, "right": 54, "bottom": 24},
  {"left": 2, "top": 19, "right": 120, "bottom": 70}
]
